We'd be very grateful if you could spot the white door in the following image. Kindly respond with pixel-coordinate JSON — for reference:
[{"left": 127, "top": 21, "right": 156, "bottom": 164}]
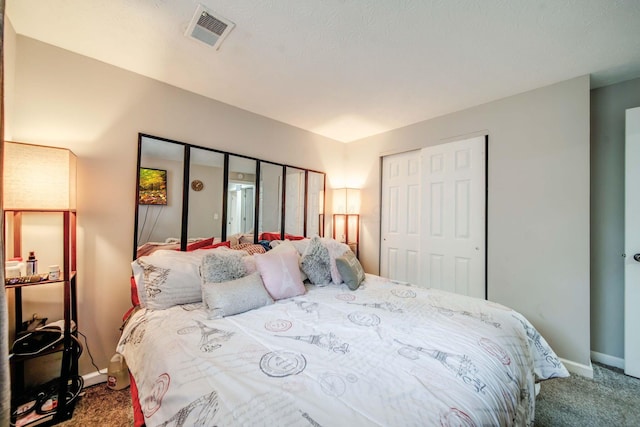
[
  {"left": 380, "top": 150, "right": 422, "bottom": 285},
  {"left": 228, "top": 189, "right": 240, "bottom": 235},
  {"left": 242, "top": 187, "right": 254, "bottom": 233},
  {"left": 421, "top": 136, "right": 486, "bottom": 298},
  {"left": 625, "top": 106, "right": 640, "bottom": 378}
]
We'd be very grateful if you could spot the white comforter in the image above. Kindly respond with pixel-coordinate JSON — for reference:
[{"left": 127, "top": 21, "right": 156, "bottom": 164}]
[{"left": 117, "top": 274, "right": 568, "bottom": 427}]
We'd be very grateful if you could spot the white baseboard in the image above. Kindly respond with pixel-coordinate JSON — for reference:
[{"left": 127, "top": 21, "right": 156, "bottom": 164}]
[
  {"left": 560, "top": 357, "right": 593, "bottom": 379},
  {"left": 82, "top": 369, "right": 107, "bottom": 388},
  {"left": 590, "top": 351, "right": 625, "bottom": 370}
]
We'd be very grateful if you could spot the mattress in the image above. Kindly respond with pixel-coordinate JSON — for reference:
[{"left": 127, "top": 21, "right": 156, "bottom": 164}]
[{"left": 117, "top": 274, "right": 568, "bottom": 426}]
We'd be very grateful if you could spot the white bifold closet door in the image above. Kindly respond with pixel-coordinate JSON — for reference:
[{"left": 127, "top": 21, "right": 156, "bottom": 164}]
[
  {"left": 381, "top": 136, "right": 486, "bottom": 299},
  {"left": 380, "top": 150, "right": 422, "bottom": 285}
]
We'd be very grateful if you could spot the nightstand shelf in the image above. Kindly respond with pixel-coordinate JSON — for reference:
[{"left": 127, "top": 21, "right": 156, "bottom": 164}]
[
  {"left": 5, "top": 210, "right": 79, "bottom": 426},
  {"left": 332, "top": 213, "right": 359, "bottom": 258}
]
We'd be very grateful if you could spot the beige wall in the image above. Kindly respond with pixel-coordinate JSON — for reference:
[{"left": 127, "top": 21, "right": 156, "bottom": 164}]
[
  {"left": 6, "top": 33, "right": 346, "bottom": 374},
  {"left": 6, "top": 24, "right": 591, "bottom": 372},
  {"left": 346, "top": 76, "right": 591, "bottom": 369}
]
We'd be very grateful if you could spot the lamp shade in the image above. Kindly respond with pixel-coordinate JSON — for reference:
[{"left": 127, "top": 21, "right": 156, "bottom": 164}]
[
  {"left": 333, "top": 188, "right": 361, "bottom": 215},
  {"left": 4, "top": 142, "right": 77, "bottom": 210}
]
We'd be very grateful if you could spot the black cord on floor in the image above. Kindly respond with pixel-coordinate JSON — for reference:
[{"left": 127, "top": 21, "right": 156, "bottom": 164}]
[{"left": 77, "top": 330, "right": 102, "bottom": 373}]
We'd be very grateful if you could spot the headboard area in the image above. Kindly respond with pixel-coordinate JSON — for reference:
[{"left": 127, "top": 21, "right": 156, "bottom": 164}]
[{"left": 133, "top": 134, "right": 326, "bottom": 259}]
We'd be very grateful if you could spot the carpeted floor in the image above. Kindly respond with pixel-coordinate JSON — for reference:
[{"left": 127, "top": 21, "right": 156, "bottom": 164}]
[
  {"left": 57, "top": 384, "right": 133, "bottom": 427},
  {"left": 56, "top": 363, "right": 640, "bottom": 426},
  {"left": 535, "top": 363, "right": 640, "bottom": 426}
]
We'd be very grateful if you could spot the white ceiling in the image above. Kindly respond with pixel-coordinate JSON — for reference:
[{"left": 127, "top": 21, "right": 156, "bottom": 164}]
[{"left": 7, "top": 0, "right": 640, "bottom": 142}]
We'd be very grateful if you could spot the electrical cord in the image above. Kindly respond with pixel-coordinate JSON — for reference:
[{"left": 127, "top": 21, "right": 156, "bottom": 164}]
[
  {"left": 138, "top": 204, "right": 149, "bottom": 242},
  {"left": 146, "top": 206, "right": 164, "bottom": 243},
  {"left": 77, "top": 330, "right": 101, "bottom": 374}
]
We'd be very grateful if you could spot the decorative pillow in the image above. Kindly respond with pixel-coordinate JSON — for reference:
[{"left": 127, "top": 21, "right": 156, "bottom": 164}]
[
  {"left": 243, "top": 255, "right": 258, "bottom": 275},
  {"left": 202, "top": 272, "right": 273, "bottom": 319},
  {"left": 199, "top": 241, "right": 231, "bottom": 250},
  {"left": 231, "top": 243, "right": 266, "bottom": 255},
  {"left": 321, "top": 238, "right": 351, "bottom": 284},
  {"left": 254, "top": 245, "right": 305, "bottom": 300},
  {"left": 335, "top": 251, "right": 365, "bottom": 290},
  {"left": 301, "top": 236, "right": 331, "bottom": 285},
  {"left": 259, "top": 232, "right": 282, "bottom": 241},
  {"left": 269, "top": 239, "right": 298, "bottom": 255},
  {"left": 131, "top": 251, "right": 204, "bottom": 310},
  {"left": 284, "top": 233, "right": 305, "bottom": 241},
  {"left": 201, "top": 250, "right": 247, "bottom": 283},
  {"left": 239, "top": 234, "right": 255, "bottom": 244},
  {"left": 289, "top": 238, "right": 311, "bottom": 256},
  {"left": 185, "top": 237, "right": 215, "bottom": 251},
  {"left": 269, "top": 240, "right": 308, "bottom": 281}
]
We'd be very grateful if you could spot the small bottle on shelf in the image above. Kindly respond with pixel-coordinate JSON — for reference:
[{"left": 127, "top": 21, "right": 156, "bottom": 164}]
[{"left": 26, "top": 251, "right": 38, "bottom": 275}]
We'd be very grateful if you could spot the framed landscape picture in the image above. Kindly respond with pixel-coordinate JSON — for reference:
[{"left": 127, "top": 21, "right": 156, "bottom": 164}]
[{"left": 138, "top": 167, "right": 168, "bottom": 205}]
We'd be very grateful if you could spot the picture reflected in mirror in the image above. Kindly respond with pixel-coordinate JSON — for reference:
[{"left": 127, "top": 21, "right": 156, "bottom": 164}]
[{"left": 138, "top": 167, "right": 168, "bottom": 205}]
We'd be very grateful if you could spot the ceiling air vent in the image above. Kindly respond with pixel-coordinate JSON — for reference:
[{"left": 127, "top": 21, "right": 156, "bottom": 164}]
[{"left": 185, "top": 4, "right": 235, "bottom": 50}]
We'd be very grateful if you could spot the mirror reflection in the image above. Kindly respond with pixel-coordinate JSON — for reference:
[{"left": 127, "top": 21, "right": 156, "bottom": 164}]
[
  {"left": 307, "top": 171, "right": 325, "bottom": 237},
  {"left": 285, "top": 167, "right": 305, "bottom": 237},
  {"left": 136, "top": 136, "right": 184, "bottom": 251},
  {"left": 227, "top": 156, "right": 256, "bottom": 236},
  {"left": 134, "top": 134, "right": 326, "bottom": 258},
  {"left": 188, "top": 148, "right": 225, "bottom": 241},
  {"left": 259, "top": 162, "right": 283, "bottom": 238}
]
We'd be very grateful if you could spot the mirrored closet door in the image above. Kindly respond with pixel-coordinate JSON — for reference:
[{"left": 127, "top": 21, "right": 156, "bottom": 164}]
[{"left": 133, "top": 134, "right": 326, "bottom": 258}]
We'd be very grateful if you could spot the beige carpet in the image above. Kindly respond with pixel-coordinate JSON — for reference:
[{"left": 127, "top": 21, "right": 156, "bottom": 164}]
[
  {"left": 58, "top": 384, "right": 133, "bottom": 427},
  {"left": 58, "top": 364, "right": 640, "bottom": 426}
]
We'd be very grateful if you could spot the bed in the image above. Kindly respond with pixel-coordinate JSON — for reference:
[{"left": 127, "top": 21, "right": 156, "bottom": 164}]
[{"left": 118, "top": 237, "right": 568, "bottom": 427}]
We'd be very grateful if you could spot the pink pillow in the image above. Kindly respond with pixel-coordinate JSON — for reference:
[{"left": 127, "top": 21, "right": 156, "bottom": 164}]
[{"left": 254, "top": 247, "right": 305, "bottom": 300}]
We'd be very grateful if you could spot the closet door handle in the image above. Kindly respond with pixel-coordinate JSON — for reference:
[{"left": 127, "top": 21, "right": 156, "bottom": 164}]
[{"left": 634, "top": 253, "right": 640, "bottom": 262}]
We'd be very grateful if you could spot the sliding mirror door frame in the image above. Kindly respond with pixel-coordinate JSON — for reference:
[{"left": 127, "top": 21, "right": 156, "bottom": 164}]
[{"left": 134, "top": 133, "right": 326, "bottom": 259}]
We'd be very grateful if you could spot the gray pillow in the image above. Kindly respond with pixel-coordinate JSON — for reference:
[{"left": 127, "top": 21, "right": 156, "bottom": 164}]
[
  {"left": 301, "top": 236, "right": 332, "bottom": 285},
  {"left": 201, "top": 250, "right": 247, "bottom": 283},
  {"left": 335, "top": 251, "right": 365, "bottom": 290},
  {"left": 202, "top": 272, "right": 274, "bottom": 319}
]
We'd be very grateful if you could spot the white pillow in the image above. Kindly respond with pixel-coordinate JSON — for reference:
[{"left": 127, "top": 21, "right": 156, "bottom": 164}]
[
  {"left": 289, "top": 238, "right": 311, "bottom": 256},
  {"left": 131, "top": 251, "right": 203, "bottom": 310},
  {"left": 321, "top": 238, "right": 351, "bottom": 284},
  {"left": 202, "top": 272, "right": 273, "bottom": 319}
]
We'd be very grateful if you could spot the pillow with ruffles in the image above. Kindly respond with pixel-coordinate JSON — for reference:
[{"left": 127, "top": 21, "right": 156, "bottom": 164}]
[
  {"left": 131, "top": 250, "right": 205, "bottom": 310},
  {"left": 201, "top": 249, "right": 247, "bottom": 283},
  {"left": 202, "top": 272, "right": 273, "bottom": 319},
  {"left": 301, "top": 236, "right": 332, "bottom": 285},
  {"left": 335, "top": 250, "right": 365, "bottom": 290}
]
